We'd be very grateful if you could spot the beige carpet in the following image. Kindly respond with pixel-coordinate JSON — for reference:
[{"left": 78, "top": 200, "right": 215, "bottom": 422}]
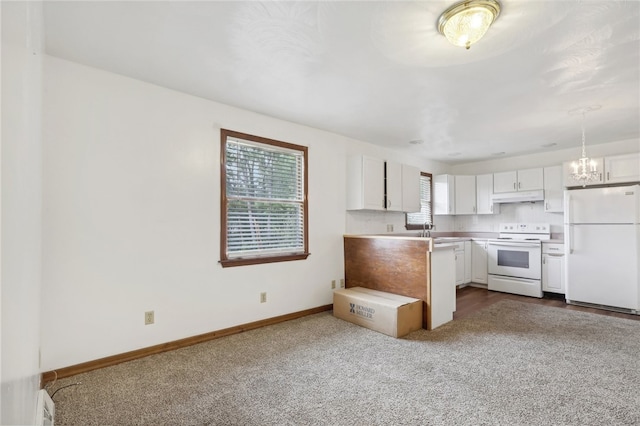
[{"left": 49, "top": 300, "right": 640, "bottom": 425}]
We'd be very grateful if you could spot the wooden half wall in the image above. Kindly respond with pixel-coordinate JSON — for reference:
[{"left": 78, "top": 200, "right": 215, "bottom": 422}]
[{"left": 343, "top": 235, "right": 433, "bottom": 329}]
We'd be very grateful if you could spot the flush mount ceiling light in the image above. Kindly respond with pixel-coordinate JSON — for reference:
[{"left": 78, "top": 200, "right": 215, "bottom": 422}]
[
  {"left": 568, "top": 105, "right": 601, "bottom": 187},
  {"left": 437, "top": 0, "right": 501, "bottom": 50}
]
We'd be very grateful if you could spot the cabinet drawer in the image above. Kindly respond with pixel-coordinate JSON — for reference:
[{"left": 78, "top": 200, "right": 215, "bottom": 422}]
[{"left": 542, "top": 243, "right": 564, "bottom": 254}]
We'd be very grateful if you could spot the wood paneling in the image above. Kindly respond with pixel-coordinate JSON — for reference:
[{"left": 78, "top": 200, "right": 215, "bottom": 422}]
[{"left": 344, "top": 236, "right": 431, "bottom": 328}]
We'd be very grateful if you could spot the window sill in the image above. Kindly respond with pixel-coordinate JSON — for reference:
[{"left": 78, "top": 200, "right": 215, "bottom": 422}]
[{"left": 220, "top": 253, "right": 310, "bottom": 268}]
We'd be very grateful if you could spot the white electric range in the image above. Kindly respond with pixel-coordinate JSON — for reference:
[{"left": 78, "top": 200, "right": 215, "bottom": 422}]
[{"left": 487, "top": 223, "right": 551, "bottom": 298}]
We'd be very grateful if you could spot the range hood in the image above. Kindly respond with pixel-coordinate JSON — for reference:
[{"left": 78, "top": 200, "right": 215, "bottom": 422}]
[{"left": 491, "top": 190, "right": 544, "bottom": 204}]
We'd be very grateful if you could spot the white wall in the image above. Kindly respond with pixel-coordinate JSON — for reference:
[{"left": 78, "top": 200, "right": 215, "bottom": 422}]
[
  {"left": 40, "top": 56, "right": 449, "bottom": 371},
  {"left": 1, "top": 2, "right": 44, "bottom": 424}
]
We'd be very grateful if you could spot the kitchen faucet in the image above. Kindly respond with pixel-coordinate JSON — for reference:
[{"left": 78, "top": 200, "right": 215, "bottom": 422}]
[{"left": 421, "top": 222, "right": 432, "bottom": 238}]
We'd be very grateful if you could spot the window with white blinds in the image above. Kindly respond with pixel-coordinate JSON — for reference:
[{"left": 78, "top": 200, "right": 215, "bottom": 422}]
[
  {"left": 406, "top": 173, "right": 433, "bottom": 228},
  {"left": 220, "top": 129, "right": 309, "bottom": 267}
]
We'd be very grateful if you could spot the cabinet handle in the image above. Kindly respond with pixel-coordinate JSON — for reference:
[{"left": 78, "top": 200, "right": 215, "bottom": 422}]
[
  {"left": 543, "top": 257, "right": 546, "bottom": 265},
  {"left": 490, "top": 204, "right": 493, "bottom": 213},
  {"left": 473, "top": 206, "right": 476, "bottom": 213},
  {"left": 545, "top": 202, "right": 549, "bottom": 211},
  {"left": 518, "top": 182, "right": 521, "bottom": 189},
  {"left": 607, "top": 172, "right": 610, "bottom": 181},
  {"left": 513, "top": 182, "right": 516, "bottom": 190},
  {"left": 599, "top": 173, "right": 602, "bottom": 181}
]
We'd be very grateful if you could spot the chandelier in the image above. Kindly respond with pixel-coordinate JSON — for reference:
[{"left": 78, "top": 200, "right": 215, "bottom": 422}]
[
  {"left": 569, "top": 106, "right": 600, "bottom": 187},
  {"left": 437, "top": 0, "right": 501, "bottom": 50}
]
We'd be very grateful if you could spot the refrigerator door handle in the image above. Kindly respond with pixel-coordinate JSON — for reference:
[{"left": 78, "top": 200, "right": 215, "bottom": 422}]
[{"left": 569, "top": 224, "right": 574, "bottom": 254}]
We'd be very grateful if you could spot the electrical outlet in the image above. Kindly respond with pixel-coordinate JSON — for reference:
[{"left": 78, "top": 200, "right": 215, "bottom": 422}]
[
  {"left": 340, "top": 279, "right": 345, "bottom": 288},
  {"left": 260, "top": 292, "right": 267, "bottom": 303},
  {"left": 331, "top": 280, "right": 336, "bottom": 289},
  {"left": 386, "top": 224, "right": 394, "bottom": 232},
  {"left": 145, "top": 310, "right": 154, "bottom": 325}
]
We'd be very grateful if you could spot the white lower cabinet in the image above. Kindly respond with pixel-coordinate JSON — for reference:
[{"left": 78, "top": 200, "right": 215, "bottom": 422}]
[
  {"left": 455, "top": 246, "right": 465, "bottom": 286},
  {"left": 542, "top": 243, "right": 565, "bottom": 294},
  {"left": 452, "top": 241, "right": 472, "bottom": 286},
  {"left": 471, "top": 240, "right": 488, "bottom": 284},
  {"left": 464, "top": 241, "right": 472, "bottom": 284}
]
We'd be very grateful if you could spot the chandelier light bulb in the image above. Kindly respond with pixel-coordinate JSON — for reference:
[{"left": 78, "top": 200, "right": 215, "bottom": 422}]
[{"left": 569, "top": 111, "right": 600, "bottom": 187}]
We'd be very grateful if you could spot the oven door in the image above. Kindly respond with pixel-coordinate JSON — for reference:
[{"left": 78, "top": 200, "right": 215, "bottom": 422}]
[{"left": 487, "top": 241, "right": 541, "bottom": 280}]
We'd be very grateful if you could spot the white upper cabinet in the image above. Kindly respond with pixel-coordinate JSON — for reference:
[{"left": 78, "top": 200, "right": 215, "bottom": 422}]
[
  {"left": 476, "top": 173, "right": 499, "bottom": 215},
  {"left": 454, "top": 175, "right": 477, "bottom": 215},
  {"left": 493, "top": 170, "right": 517, "bottom": 193},
  {"left": 385, "top": 160, "right": 403, "bottom": 212},
  {"left": 493, "top": 168, "right": 543, "bottom": 193},
  {"left": 562, "top": 157, "right": 604, "bottom": 187},
  {"left": 518, "top": 168, "right": 544, "bottom": 191},
  {"left": 604, "top": 153, "right": 640, "bottom": 184},
  {"left": 543, "top": 165, "right": 563, "bottom": 213},
  {"left": 347, "top": 155, "right": 385, "bottom": 210},
  {"left": 401, "top": 164, "right": 421, "bottom": 213},
  {"left": 434, "top": 174, "right": 455, "bottom": 215},
  {"left": 563, "top": 153, "right": 639, "bottom": 187},
  {"left": 347, "top": 155, "right": 421, "bottom": 212}
]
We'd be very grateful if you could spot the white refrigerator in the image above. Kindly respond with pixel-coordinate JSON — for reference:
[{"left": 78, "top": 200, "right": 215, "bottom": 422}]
[{"left": 564, "top": 184, "right": 640, "bottom": 311}]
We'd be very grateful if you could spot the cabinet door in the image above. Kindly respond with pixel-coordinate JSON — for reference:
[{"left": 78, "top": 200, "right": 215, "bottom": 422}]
[
  {"left": 464, "top": 241, "right": 472, "bottom": 284},
  {"left": 401, "top": 164, "right": 421, "bottom": 213},
  {"left": 347, "top": 155, "right": 385, "bottom": 210},
  {"left": 543, "top": 165, "right": 563, "bottom": 213},
  {"left": 493, "top": 171, "right": 517, "bottom": 193},
  {"left": 517, "top": 168, "right": 544, "bottom": 191},
  {"left": 605, "top": 153, "right": 640, "bottom": 184},
  {"left": 455, "top": 250, "right": 464, "bottom": 286},
  {"left": 362, "top": 156, "right": 385, "bottom": 210},
  {"left": 385, "top": 161, "right": 403, "bottom": 212},
  {"left": 471, "top": 241, "right": 488, "bottom": 284},
  {"left": 434, "top": 174, "right": 455, "bottom": 215},
  {"left": 476, "top": 174, "right": 499, "bottom": 215},
  {"left": 542, "top": 254, "right": 565, "bottom": 294},
  {"left": 563, "top": 158, "right": 604, "bottom": 187},
  {"left": 454, "top": 175, "right": 476, "bottom": 214}
]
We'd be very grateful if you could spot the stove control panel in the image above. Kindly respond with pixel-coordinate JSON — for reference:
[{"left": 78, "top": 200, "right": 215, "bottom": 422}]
[{"left": 499, "top": 223, "right": 550, "bottom": 234}]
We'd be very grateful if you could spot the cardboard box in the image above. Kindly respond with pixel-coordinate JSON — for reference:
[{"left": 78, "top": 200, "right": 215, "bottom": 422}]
[{"left": 333, "top": 287, "right": 423, "bottom": 337}]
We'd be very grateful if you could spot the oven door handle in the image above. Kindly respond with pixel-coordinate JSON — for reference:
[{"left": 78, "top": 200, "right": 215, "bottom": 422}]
[
  {"left": 500, "top": 276, "right": 538, "bottom": 284},
  {"left": 488, "top": 242, "right": 540, "bottom": 248}
]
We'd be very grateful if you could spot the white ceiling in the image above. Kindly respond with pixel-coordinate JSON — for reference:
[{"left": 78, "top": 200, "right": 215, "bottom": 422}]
[{"left": 42, "top": 1, "right": 640, "bottom": 164}]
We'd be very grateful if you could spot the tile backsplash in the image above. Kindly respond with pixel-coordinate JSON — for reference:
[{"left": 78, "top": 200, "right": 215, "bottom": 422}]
[{"left": 346, "top": 201, "right": 564, "bottom": 235}]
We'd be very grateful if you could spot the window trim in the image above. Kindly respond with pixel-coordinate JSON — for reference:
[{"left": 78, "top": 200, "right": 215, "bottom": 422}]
[
  {"left": 405, "top": 172, "right": 433, "bottom": 231},
  {"left": 220, "top": 129, "right": 309, "bottom": 268}
]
